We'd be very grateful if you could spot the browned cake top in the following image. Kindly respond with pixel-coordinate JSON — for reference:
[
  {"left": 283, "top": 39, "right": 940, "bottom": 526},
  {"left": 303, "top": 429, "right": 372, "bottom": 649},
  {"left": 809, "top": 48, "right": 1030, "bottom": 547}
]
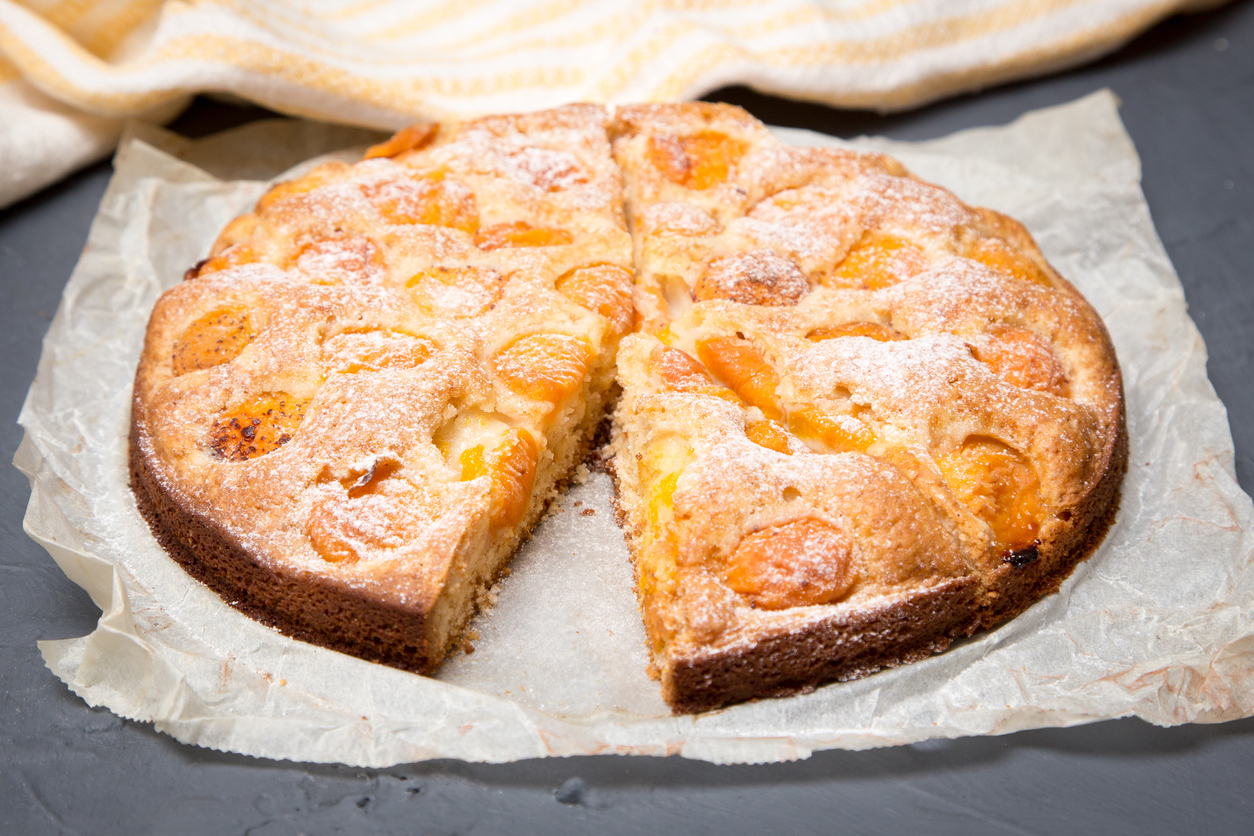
[{"left": 132, "top": 104, "right": 633, "bottom": 611}]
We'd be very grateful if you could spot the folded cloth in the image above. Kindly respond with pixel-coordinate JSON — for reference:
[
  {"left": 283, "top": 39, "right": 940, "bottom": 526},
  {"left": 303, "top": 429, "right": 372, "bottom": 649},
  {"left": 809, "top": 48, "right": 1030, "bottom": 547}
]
[{"left": 0, "top": 0, "right": 1226, "bottom": 209}]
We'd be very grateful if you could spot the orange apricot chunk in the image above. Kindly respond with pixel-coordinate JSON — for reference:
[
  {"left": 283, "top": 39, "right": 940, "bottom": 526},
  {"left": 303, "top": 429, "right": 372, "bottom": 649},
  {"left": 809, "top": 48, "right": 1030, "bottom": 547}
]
[
  {"left": 693, "top": 250, "right": 810, "bottom": 306},
  {"left": 649, "top": 344, "right": 720, "bottom": 395},
  {"left": 936, "top": 435, "right": 1046, "bottom": 556},
  {"left": 695, "top": 336, "right": 782, "bottom": 420},
  {"left": 461, "top": 429, "right": 538, "bottom": 530},
  {"left": 171, "top": 305, "right": 256, "bottom": 376},
  {"left": 322, "top": 329, "right": 433, "bottom": 374},
  {"left": 208, "top": 392, "right": 309, "bottom": 461},
  {"left": 972, "top": 325, "right": 1069, "bottom": 396},
  {"left": 788, "top": 407, "right": 876, "bottom": 455},
  {"left": 362, "top": 175, "right": 478, "bottom": 233},
  {"left": 493, "top": 333, "right": 594, "bottom": 407},
  {"left": 964, "top": 236, "right": 1052, "bottom": 286},
  {"left": 828, "top": 233, "right": 927, "bottom": 290},
  {"left": 306, "top": 466, "right": 431, "bottom": 565},
  {"left": 363, "top": 123, "right": 438, "bottom": 160},
  {"left": 255, "top": 162, "right": 347, "bottom": 213},
  {"left": 293, "top": 236, "right": 386, "bottom": 285},
  {"left": 474, "top": 221, "right": 572, "bottom": 250},
  {"left": 724, "top": 518, "right": 856, "bottom": 610},
  {"left": 406, "top": 266, "right": 503, "bottom": 316},
  {"left": 555, "top": 264, "right": 635, "bottom": 336},
  {"left": 648, "top": 130, "right": 747, "bottom": 190},
  {"left": 189, "top": 244, "right": 259, "bottom": 279},
  {"left": 745, "top": 420, "right": 793, "bottom": 454},
  {"left": 807, "top": 321, "right": 904, "bottom": 342}
]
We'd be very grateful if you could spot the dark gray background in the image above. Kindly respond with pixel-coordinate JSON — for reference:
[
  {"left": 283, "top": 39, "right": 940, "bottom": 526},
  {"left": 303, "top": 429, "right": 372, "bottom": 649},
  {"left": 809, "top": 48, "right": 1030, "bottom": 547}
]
[{"left": 3, "top": 4, "right": 1252, "bottom": 833}]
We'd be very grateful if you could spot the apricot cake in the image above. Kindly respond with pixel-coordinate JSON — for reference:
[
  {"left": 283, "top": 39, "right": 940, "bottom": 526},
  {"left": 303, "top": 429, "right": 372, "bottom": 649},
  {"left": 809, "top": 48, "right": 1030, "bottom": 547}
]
[
  {"left": 609, "top": 104, "right": 1125, "bottom": 712},
  {"left": 130, "top": 102, "right": 1125, "bottom": 712}
]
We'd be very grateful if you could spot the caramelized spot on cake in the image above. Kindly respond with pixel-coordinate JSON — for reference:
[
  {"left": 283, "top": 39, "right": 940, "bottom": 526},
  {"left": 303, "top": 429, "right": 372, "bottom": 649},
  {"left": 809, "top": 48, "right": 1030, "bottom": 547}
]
[
  {"left": 695, "top": 336, "right": 782, "bottom": 420},
  {"left": 343, "top": 456, "right": 402, "bottom": 498},
  {"left": 964, "top": 236, "right": 1051, "bottom": 286},
  {"left": 724, "top": 519, "right": 856, "bottom": 610},
  {"left": 407, "top": 266, "right": 504, "bottom": 316},
  {"left": 363, "top": 175, "right": 478, "bottom": 233},
  {"left": 694, "top": 251, "right": 809, "bottom": 306},
  {"left": 294, "top": 236, "right": 386, "bottom": 285},
  {"left": 208, "top": 392, "right": 309, "bottom": 461},
  {"left": 191, "top": 244, "right": 259, "bottom": 278},
  {"left": 828, "top": 233, "right": 927, "bottom": 290},
  {"left": 474, "top": 221, "right": 572, "bottom": 250},
  {"left": 256, "top": 162, "right": 347, "bottom": 212},
  {"left": 460, "top": 429, "right": 539, "bottom": 530},
  {"left": 555, "top": 264, "right": 635, "bottom": 336},
  {"left": 322, "top": 329, "right": 433, "bottom": 374},
  {"left": 973, "top": 325, "right": 1069, "bottom": 396},
  {"left": 171, "top": 306, "right": 256, "bottom": 376},
  {"left": 648, "top": 130, "right": 747, "bottom": 190},
  {"left": 807, "top": 321, "right": 904, "bottom": 342},
  {"left": 363, "top": 123, "right": 438, "bottom": 160},
  {"left": 745, "top": 420, "right": 793, "bottom": 454},
  {"left": 788, "top": 407, "right": 876, "bottom": 455},
  {"left": 494, "top": 333, "right": 594, "bottom": 407},
  {"left": 936, "top": 435, "right": 1046, "bottom": 555}
]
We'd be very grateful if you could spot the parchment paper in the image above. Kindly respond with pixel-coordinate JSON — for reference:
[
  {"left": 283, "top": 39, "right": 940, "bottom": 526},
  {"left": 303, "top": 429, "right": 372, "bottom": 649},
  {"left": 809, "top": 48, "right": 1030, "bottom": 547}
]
[{"left": 18, "top": 91, "right": 1254, "bottom": 766}]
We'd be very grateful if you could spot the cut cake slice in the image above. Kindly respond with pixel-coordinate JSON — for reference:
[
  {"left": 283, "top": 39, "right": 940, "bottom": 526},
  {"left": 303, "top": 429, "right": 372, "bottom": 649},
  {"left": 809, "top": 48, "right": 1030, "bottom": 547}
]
[
  {"left": 609, "top": 103, "right": 1126, "bottom": 712},
  {"left": 130, "top": 105, "right": 634, "bottom": 672}
]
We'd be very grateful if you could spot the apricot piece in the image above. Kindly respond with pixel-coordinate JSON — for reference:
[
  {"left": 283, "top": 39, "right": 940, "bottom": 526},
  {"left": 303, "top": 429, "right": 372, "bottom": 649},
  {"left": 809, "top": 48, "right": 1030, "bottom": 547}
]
[
  {"left": 973, "top": 325, "right": 1069, "bottom": 396},
  {"left": 474, "top": 221, "right": 572, "bottom": 250},
  {"left": 406, "top": 266, "right": 503, "bottom": 316},
  {"left": 294, "top": 236, "right": 386, "bottom": 285},
  {"left": 964, "top": 236, "right": 1051, "bottom": 286},
  {"left": 745, "top": 420, "right": 793, "bottom": 454},
  {"left": 190, "top": 244, "right": 259, "bottom": 279},
  {"left": 807, "top": 321, "right": 904, "bottom": 342},
  {"left": 208, "top": 392, "right": 309, "bottom": 461},
  {"left": 171, "top": 305, "right": 256, "bottom": 376},
  {"left": 322, "top": 329, "right": 433, "bottom": 374},
  {"left": 504, "top": 146, "right": 588, "bottom": 191},
  {"left": 464, "top": 429, "right": 538, "bottom": 530},
  {"left": 724, "top": 519, "right": 856, "bottom": 610},
  {"left": 693, "top": 251, "right": 809, "bottom": 306},
  {"left": 695, "top": 336, "right": 782, "bottom": 420},
  {"left": 936, "top": 436, "right": 1045, "bottom": 554},
  {"left": 788, "top": 407, "right": 876, "bottom": 455},
  {"left": 363, "top": 175, "right": 478, "bottom": 233},
  {"left": 555, "top": 264, "right": 635, "bottom": 336},
  {"left": 307, "top": 468, "right": 432, "bottom": 565},
  {"left": 648, "top": 130, "right": 747, "bottom": 190},
  {"left": 255, "top": 162, "right": 346, "bottom": 213},
  {"left": 494, "top": 333, "right": 594, "bottom": 408},
  {"left": 828, "top": 233, "right": 927, "bottom": 290},
  {"left": 363, "top": 123, "right": 438, "bottom": 160}
]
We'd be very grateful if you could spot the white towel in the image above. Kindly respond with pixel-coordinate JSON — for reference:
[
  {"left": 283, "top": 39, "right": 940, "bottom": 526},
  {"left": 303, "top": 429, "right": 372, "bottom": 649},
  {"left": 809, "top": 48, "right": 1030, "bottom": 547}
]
[{"left": 0, "top": 0, "right": 1226, "bottom": 209}]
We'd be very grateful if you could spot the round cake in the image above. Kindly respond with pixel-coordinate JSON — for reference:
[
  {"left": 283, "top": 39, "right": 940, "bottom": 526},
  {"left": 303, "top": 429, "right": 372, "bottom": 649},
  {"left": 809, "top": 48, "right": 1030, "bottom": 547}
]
[{"left": 130, "top": 102, "right": 1125, "bottom": 713}]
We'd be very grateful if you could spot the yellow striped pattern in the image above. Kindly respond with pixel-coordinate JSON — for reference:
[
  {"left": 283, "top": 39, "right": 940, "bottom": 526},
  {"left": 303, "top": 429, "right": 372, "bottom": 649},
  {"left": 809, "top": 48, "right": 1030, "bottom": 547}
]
[{"left": 0, "top": 0, "right": 1224, "bottom": 124}]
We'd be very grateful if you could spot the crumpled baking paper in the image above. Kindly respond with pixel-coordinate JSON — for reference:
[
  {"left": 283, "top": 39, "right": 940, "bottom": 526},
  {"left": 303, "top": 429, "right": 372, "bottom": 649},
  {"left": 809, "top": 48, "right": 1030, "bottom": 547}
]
[{"left": 18, "top": 90, "right": 1254, "bottom": 766}]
